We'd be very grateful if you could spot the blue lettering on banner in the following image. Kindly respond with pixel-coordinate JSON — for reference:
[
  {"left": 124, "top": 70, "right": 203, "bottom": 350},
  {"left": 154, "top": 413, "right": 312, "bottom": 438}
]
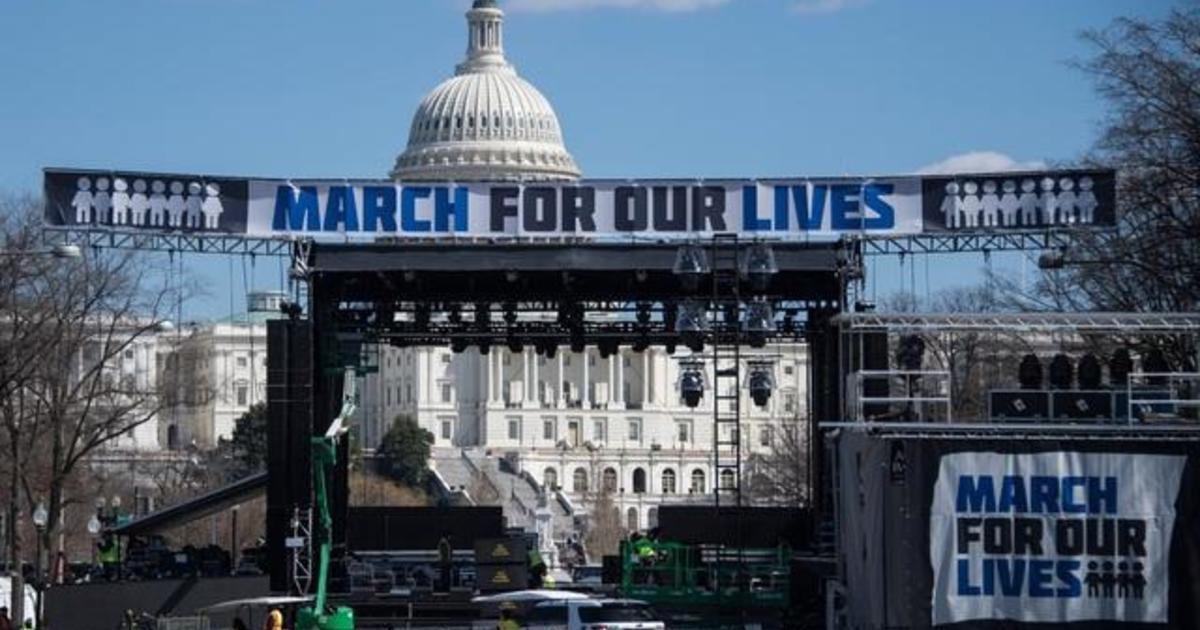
[
  {"left": 435, "top": 187, "right": 469, "bottom": 232},
  {"left": 324, "top": 186, "right": 359, "bottom": 232},
  {"left": 401, "top": 187, "right": 432, "bottom": 232},
  {"left": 951, "top": 472, "right": 1146, "bottom": 602},
  {"left": 743, "top": 186, "right": 769, "bottom": 231},
  {"left": 272, "top": 186, "right": 321, "bottom": 231},
  {"left": 362, "top": 186, "right": 397, "bottom": 233}
]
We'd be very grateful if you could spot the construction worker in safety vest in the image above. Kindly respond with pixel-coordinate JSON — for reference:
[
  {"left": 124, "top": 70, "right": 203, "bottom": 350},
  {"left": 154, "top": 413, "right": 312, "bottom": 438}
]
[
  {"left": 98, "top": 534, "right": 120, "bottom": 580},
  {"left": 528, "top": 548, "right": 546, "bottom": 588},
  {"left": 264, "top": 607, "right": 283, "bottom": 630}
]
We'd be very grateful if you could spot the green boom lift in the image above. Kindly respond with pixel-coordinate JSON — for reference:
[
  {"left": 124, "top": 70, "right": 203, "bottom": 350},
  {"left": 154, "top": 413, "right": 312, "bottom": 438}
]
[{"left": 296, "top": 368, "right": 358, "bottom": 630}]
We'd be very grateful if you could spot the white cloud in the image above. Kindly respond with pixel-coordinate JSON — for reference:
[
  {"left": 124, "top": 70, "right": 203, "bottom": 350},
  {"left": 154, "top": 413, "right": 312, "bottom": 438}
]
[
  {"left": 789, "top": 0, "right": 869, "bottom": 15},
  {"left": 507, "top": 0, "right": 730, "bottom": 12},
  {"left": 916, "top": 151, "right": 1047, "bottom": 175}
]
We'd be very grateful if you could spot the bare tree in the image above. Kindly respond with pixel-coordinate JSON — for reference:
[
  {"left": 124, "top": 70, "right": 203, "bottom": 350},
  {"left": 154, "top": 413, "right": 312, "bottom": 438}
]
[
  {"left": 1004, "top": 8, "right": 1200, "bottom": 370},
  {"left": 581, "top": 488, "right": 624, "bottom": 559},
  {"left": 0, "top": 197, "right": 181, "bottom": 606},
  {"left": 746, "top": 415, "right": 809, "bottom": 507},
  {"left": 884, "top": 286, "right": 1028, "bottom": 421}
]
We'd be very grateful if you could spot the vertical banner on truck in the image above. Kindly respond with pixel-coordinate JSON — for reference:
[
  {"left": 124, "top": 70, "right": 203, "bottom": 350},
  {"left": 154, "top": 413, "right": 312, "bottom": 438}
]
[{"left": 930, "top": 452, "right": 1187, "bottom": 625}]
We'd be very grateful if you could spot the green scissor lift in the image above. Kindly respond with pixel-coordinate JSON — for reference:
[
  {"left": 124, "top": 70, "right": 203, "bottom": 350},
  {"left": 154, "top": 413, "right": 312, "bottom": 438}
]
[{"left": 618, "top": 539, "right": 791, "bottom": 609}]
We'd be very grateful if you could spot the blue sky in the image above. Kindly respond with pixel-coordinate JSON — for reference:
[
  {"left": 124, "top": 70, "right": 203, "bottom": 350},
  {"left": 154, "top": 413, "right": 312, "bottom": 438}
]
[{"left": 0, "top": 0, "right": 1175, "bottom": 320}]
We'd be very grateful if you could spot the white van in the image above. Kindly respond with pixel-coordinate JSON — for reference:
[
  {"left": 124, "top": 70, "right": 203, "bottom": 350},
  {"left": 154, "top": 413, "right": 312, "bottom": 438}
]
[{"left": 525, "top": 598, "right": 664, "bottom": 630}]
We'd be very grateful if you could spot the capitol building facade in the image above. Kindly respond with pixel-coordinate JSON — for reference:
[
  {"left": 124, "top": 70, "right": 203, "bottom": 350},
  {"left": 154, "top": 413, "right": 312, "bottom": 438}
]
[{"left": 355, "top": 0, "right": 812, "bottom": 541}]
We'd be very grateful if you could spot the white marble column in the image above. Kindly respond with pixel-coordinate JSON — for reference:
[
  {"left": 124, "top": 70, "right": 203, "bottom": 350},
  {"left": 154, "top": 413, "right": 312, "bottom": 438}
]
[
  {"left": 557, "top": 351, "right": 565, "bottom": 408},
  {"left": 614, "top": 349, "right": 625, "bottom": 409},
  {"left": 485, "top": 348, "right": 495, "bottom": 405},
  {"left": 520, "top": 348, "right": 530, "bottom": 408},
  {"left": 642, "top": 351, "right": 650, "bottom": 408},
  {"left": 582, "top": 351, "right": 591, "bottom": 408},
  {"left": 531, "top": 349, "right": 540, "bottom": 407}
]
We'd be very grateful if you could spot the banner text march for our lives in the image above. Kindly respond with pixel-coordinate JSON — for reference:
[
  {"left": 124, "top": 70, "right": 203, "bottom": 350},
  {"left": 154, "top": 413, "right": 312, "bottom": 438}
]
[
  {"left": 930, "top": 452, "right": 1185, "bottom": 625},
  {"left": 256, "top": 181, "right": 917, "bottom": 238},
  {"left": 41, "top": 169, "right": 1118, "bottom": 240}
]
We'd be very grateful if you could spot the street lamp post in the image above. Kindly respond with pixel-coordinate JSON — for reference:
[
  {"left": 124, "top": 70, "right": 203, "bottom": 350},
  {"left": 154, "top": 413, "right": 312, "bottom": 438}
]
[
  {"left": 31, "top": 502, "right": 48, "bottom": 630},
  {"left": 87, "top": 512, "right": 103, "bottom": 567}
]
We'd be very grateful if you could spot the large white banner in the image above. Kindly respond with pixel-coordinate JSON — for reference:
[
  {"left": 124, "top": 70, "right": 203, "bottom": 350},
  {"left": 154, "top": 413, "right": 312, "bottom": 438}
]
[
  {"left": 930, "top": 451, "right": 1186, "bottom": 625},
  {"left": 42, "top": 169, "right": 1120, "bottom": 239},
  {"left": 245, "top": 179, "right": 924, "bottom": 240}
]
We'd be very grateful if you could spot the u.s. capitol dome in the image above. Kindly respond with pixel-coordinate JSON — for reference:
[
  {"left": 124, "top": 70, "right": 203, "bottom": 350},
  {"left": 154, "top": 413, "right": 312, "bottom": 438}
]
[{"left": 391, "top": 0, "right": 581, "bottom": 182}]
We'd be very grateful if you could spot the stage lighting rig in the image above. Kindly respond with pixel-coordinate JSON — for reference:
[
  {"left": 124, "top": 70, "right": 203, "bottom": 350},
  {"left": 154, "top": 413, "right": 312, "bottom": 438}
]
[
  {"left": 744, "top": 357, "right": 772, "bottom": 408},
  {"left": 450, "top": 337, "right": 468, "bottom": 354},
  {"left": 673, "top": 243, "right": 710, "bottom": 292},
  {"left": 636, "top": 302, "right": 652, "bottom": 326},
  {"left": 1048, "top": 354, "right": 1073, "bottom": 390},
  {"left": 1077, "top": 353, "right": 1102, "bottom": 389},
  {"left": 1018, "top": 354, "right": 1043, "bottom": 390},
  {"left": 414, "top": 303, "right": 431, "bottom": 331},
  {"left": 677, "top": 300, "right": 708, "bottom": 353},
  {"left": 1109, "top": 349, "right": 1133, "bottom": 386},
  {"left": 742, "top": 242, "right": 779, "bottom": 292},
  {"left": 744, "top": 300, "right": 775, "bottom": 349},
  {"left": 598, "top": 338, "right": 619, "bottom": 359},
  {"left": 474, "top": 302, "right": 491, "bottom": 332},
  {"left": 679, "top": 360, "right": 706, "bottom": 408}
]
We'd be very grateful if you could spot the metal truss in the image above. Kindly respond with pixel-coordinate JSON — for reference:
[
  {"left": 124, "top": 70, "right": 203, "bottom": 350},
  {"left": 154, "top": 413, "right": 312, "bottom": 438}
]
[
  {"left": 43, "top": 226, "right": 294, "bottom": 256},
  {"left": 834, "top": 311, "right": 1200, "bottom": 333},
  {"left": 822, "top": 421, "right": 1200, "bottom": 441},
  {"left": 856, "top": 229, "right": 1082, "bottom": 256},
  {"left": 43, "top": 225, "right": 1092, "bottom": 259}
]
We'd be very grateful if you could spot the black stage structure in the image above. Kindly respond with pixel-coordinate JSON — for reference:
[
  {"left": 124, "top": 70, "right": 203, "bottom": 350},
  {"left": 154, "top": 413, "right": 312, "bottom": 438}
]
[{"left": 266, "top": 239, "right": 858, "bottom": 593}]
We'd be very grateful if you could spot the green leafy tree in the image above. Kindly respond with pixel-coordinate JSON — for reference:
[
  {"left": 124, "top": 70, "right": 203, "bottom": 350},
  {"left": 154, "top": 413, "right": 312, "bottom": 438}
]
[
  {"left": 223, "top": 402, "right": 268, "bottom": 481},
  {"left": 376, "top": 415, "right": 433, "bottom": 487}
]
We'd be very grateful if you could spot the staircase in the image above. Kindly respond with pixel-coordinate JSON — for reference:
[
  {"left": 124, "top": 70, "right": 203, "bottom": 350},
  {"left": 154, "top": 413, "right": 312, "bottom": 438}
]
[{"left": 432, "top": 449, "right": 575, "bottom": 538}]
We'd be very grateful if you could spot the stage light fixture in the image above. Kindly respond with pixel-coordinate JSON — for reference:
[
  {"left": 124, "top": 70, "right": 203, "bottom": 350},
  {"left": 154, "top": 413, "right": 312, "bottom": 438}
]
[
  {"left": 503, "top": 302, "right": 518, "bottom": 325},
  {"left": 781, "top": 309, "right": 797, "bottom": 334},
  {"left": 570, "top": 334, "right": 585, "bottom": 354},
  {"left": 448, "top": 304, "right": 463, "bottom": 325},
  {"left": 742, "top": 243, "right": 779, "bottom": 292},
  {"left": 414, "top": 304, "right": 431, "bottom": 330},
  {"left": 474, "top": 302, "right": 490, "bottom": 331},
  {"left": 507, "top": 335, "right": 523, "bottom": 353},
  {"left": 680, "top": 369, "right": 705, "bottom": 408},
  {"left": 1037, "top": 250, "right": 1066, "bottom": 270},
  {"left": 662, "top": 303, "right": 678, "bottom": 332},
  {"left": 1077, "top": 353, "right": 1102, "bottom": 389},
  {"left": 450, "top": 337, "right": 468, "bottom": 353},
  {"left": 1144, "top": 348, "right": 1170, "bottom": 386},
  {"left": 673, "top": 244, "right": 710, "bottom": 292},
  {"left": 744, "top": 300, "right": 775, "bottom": 349},
  {"left": 748, "top": 369, "right": 773, "bottom": 408},
  {"left": 1018, "top": 354, "right": 1043, "bottom": 390},
  {"left": 1109, "top": 349, "right": 1133, "bottom": 386},
  {"left": 723, "top": 303, "right": 739, "bottom": 326},
  {"left": 1048, "top": 354, "right": 1073, "bottom": 390},
  {"left": 665, "top": 340, "right": 677, "bottom": 355},
  {"left": 677, "top": 301, "right": 708, "bottom": 353},
  {"left": 478, "top": 338, "right": 491, "bottom": 355},
  {"left": 636, "top": 303, "right": 652, "bottom": 326},
  {"left": 633, "top": 336, "right": 649, "bottom": 353},
  {"left": 598, "top": 339, "right": 618, "bottom": 359}
]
